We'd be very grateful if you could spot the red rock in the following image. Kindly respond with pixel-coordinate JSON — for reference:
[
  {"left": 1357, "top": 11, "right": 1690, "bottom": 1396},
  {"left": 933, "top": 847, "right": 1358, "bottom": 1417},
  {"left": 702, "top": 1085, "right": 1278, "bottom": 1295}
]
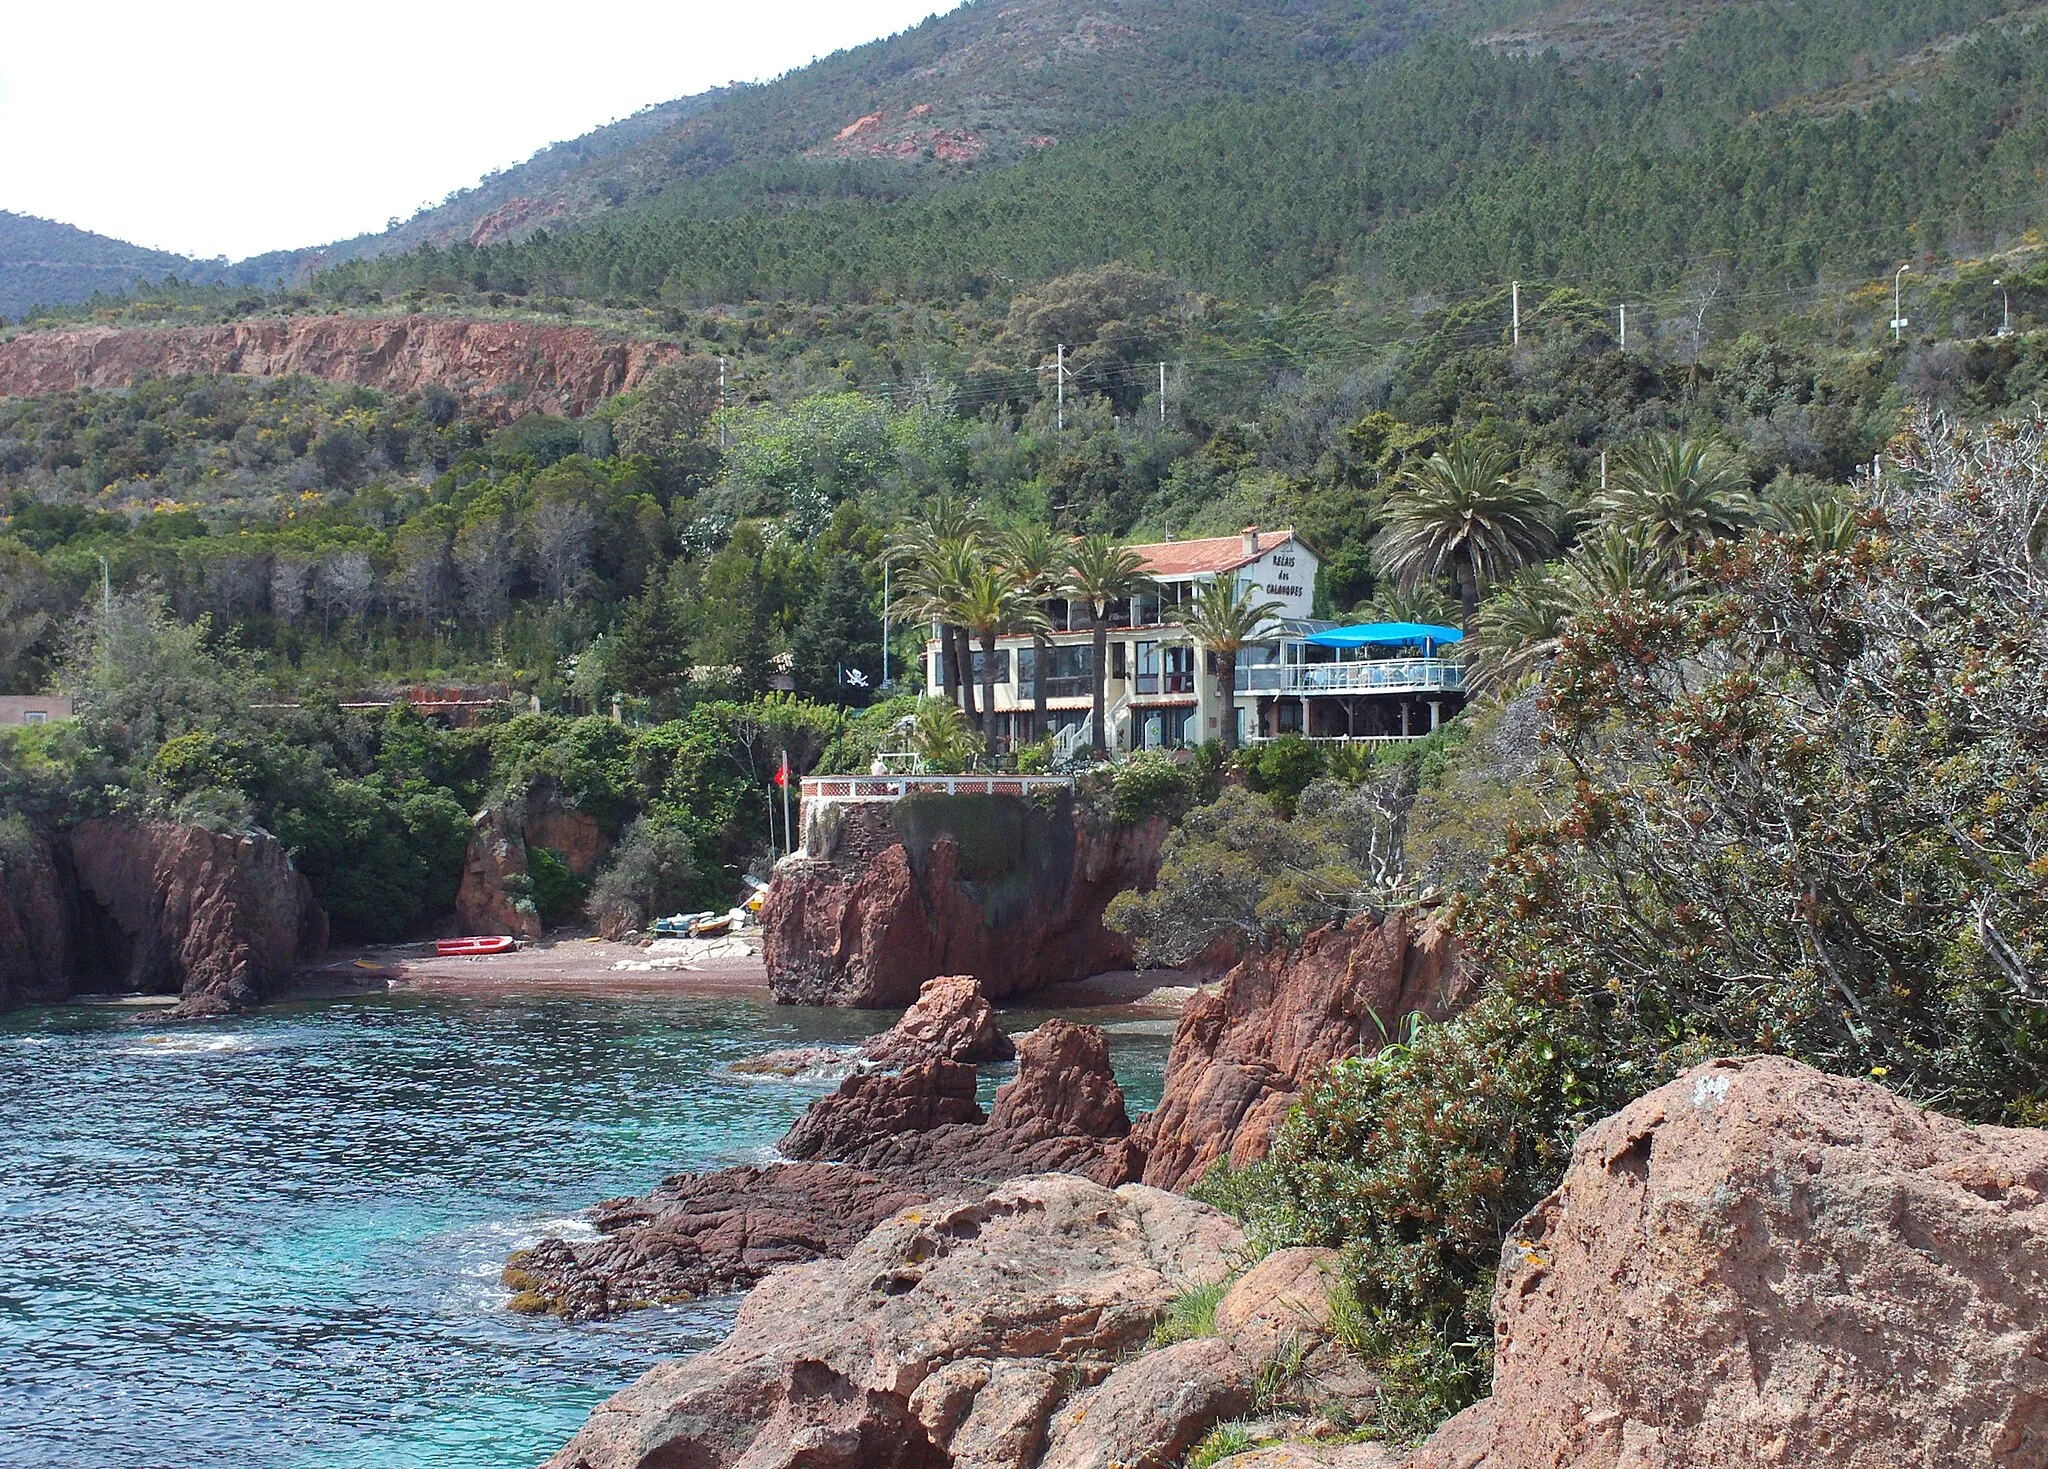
[
  {"left": 454, "top": 805, "right": 542, "bottom": 941},
  {"left": 989, "top": 1018, "right": 1129, "bottom": 1142},
  {"left": 0, "top": 833, "right": 71, "bottom": 1009},
  {"left": 511, "top": 1020, "right": 1133, "bottom": 1320},
  {"left": 504, "top": 1163, "right": 932, "bottom": 1322},
  {"left": 1039, "top": 1336, "right": 1253, "bottom": 1469},
  {"left": 763, "top": 791, "right": 1167, "bottom": 1007},
  {"left": 62, "top": 819, "right": 326, "bottom": 1016},
  {"left": 1396, "top": 1055, "right": 2048, "bottom": 1469},
  {"left": 540, "top": 1176, "right": 1245, "bottom": 1469},
  {"left": 1212, "top": 1248, "right": 1343, "bottom": 1365},
  {"left": 0, "top": 314, "right": 680, "bottom": 421},
  {"left": 522, "top": 780, "right": 610, "bottom": 877},
  {"left": 779, "top": 1061, "right": 985, "bottom": 1162},
  {"left": 1124, "top": 913, "right": 1467, "bottom": 1191},
  {"left": 864, "top": 973, "right": 1015, "bottom": 1066}
]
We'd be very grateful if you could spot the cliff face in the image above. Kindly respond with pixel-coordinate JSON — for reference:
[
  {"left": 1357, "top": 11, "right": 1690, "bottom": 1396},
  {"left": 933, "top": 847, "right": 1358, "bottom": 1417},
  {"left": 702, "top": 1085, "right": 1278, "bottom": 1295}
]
[
  {"left": 0, "top": 836, "right": 73, "bottom": 1010},
  {"left": 761, "top": 791, "right": 1167, "bottom": 1007},
  {"left": 455, "top": 781, "right": 611, "bottom": 940},
  {"left": 1122, "top": 912, "right": 1469, "bottom": 1192},
  {"left": 0, "top": 314, "right": 681, "bottom": 420},
  {"left": 0, "top": 820, "right": 326, "bottom": 1017}
]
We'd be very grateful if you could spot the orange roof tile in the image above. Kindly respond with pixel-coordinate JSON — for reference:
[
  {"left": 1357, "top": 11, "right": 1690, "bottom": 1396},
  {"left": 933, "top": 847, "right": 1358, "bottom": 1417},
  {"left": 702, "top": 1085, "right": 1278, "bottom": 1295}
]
[{"left": 1129, "top": 528, "right": 1298, "bottom": 578}]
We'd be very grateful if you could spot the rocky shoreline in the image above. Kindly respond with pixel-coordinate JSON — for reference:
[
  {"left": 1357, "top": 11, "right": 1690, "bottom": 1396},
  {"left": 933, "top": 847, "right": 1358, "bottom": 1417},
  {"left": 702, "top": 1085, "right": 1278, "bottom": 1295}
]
[{"left": 515, "top": 913, "right": 2048, "bottom": 1469}]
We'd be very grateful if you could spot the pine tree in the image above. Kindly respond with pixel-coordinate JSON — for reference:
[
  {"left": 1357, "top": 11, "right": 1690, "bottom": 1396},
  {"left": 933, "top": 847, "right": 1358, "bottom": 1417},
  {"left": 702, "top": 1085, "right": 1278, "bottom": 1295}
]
[{"left": 792, "top": 558, "right": 882, "bottom": 706}]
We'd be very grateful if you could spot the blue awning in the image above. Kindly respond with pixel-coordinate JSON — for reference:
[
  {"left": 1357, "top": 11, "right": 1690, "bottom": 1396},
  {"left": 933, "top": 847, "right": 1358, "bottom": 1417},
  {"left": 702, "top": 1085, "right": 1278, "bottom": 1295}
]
[{"left": 1304, "top": 621, "right": 1464, "bottom": 651}]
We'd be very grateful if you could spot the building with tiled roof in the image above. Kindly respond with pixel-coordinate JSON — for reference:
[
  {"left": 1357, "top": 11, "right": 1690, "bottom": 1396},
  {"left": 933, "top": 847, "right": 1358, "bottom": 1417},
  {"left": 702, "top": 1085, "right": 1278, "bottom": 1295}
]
[{"left": 921, "top": 525, "right": 1466, "bottom": 755}]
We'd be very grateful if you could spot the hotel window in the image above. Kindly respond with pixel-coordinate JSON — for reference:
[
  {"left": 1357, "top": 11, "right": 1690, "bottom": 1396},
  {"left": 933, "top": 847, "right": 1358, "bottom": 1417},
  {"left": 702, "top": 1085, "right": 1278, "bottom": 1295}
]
[
  {"left": 1163, "top": 645, "right": 1195, "bottom": 694},
  {"left": 23, "top": 711, "right": 47, "bottom": 724},
  {"left": 1042, "top": 644, "right": 1095, "bottom": 699},
  {"left": 1111, "top": 642, "right": 1128, "bottom": 680},
  {"left": 968, "top": 648, "right": 1011, "bottom": 685},
  {"left": 1134, "top": 641, "right": 1160, "bottom": 694},
  {"left": 1016, "top": 645, "right": 1036, "bottom": 698}
]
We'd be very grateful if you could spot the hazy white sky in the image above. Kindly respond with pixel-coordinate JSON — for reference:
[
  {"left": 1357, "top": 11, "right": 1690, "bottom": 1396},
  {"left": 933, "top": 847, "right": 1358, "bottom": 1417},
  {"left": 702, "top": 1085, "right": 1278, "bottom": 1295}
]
[{"left": 0, "top": 1, "right": 960, "bottom": 261}]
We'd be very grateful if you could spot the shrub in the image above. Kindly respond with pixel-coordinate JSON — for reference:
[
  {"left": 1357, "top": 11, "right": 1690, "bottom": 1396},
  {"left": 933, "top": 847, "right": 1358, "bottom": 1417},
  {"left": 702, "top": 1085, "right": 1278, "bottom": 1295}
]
[
  {"left": 1237, "top": 733, "right": 1326, "bottom": 814},
  {"left": 1109, "top": 749, "right": 1190, "bottom": 824},
  {"left": 527, "top": 846, "right": 587, "bottom": 928}
]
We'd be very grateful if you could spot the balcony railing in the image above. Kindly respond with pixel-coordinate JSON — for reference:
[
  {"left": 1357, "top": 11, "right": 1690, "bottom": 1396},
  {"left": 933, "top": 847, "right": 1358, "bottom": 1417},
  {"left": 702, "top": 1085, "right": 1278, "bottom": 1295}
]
[
  {"left": 1238, "top": 657, "right": 1465, "bottom": 695},
  {"left": 801, "top": 775, "right": 1077, "bottom": 802}
]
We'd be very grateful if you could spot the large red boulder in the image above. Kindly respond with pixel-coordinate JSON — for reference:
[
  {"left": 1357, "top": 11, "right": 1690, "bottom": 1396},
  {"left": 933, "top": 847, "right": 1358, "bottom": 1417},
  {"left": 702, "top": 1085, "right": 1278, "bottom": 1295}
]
[
  {"left": 63, "top": 819, "right": 326, "bottom": 1016},
  {"left": 762, "top": 790, "right": 1167, "bottom": 1006},
  {"left": 1123, "top": 911, "right": 1467, "bottom": 1191},
  {"left": 1402, "top": 1055, "right": 2048, "bottom": 1469},
  {"left": 864, "top": 973, "right": 1016, "bottom": 1065}
]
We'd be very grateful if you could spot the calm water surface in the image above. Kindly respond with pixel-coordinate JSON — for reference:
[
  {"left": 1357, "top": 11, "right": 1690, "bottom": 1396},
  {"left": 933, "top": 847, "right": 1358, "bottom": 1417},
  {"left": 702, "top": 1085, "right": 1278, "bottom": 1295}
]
[{"left": 0, "top": 992, "right": 1168, "bottom": 1469}]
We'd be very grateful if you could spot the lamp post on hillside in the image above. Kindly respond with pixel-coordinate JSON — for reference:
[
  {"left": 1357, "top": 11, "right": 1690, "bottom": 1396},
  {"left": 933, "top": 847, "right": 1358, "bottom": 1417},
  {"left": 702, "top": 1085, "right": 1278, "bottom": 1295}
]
[
  {"left": 1994, "top": 278, "right": 2012, "bottom": 337},
  {"left": 1891, "top": 264, "right": 1911, "bottom": 344}
]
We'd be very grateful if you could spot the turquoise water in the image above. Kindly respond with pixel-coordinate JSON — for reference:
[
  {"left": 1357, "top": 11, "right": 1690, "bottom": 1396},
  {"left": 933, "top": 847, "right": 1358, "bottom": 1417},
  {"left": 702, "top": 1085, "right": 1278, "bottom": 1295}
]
[{"left": 0, "top": 993, "right": 1169, "bottom": 1469}]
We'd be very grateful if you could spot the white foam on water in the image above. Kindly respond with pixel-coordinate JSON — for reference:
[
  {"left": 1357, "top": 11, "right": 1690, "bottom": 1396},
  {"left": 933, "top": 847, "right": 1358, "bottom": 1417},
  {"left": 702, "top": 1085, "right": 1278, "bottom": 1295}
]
[{"left": 118, "top": 1032, "right": 262, "bottom": 1057}]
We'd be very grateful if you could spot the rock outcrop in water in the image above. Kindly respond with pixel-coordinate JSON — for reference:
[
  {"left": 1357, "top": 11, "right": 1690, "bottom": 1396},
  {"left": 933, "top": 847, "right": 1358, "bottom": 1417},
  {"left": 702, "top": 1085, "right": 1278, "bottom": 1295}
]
[
  {"left": 543, "top": 1055, "right": 2048, "bottom": 1469},
  {"left": 762, "top": 790, "right": 1166, "bottom": 1007},
  {"left": 0, "top": 819, "right": 326, "bottom": 1016},
  {"left": 1121, "top": 912, "right": 1468, "bottom": 1191},
  {"left": 0, "top": 314, "right": 681, "bottom": 420},
  {"left": 505, "top": 980, "right": 1131, "bottom": 1320},
  {"left": 542, "top": 1175, "right": 1252, "bottom": 1469},
  {"left": 66, "top": 819, "right": 328, "bottom": 1017}
]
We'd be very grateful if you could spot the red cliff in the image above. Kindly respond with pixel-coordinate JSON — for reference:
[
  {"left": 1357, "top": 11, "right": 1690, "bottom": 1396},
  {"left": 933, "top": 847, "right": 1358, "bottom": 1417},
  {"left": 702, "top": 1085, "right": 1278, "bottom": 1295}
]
[
  {"left": 1122, "top": 912, "right": 1470, "bottom": 1192},
  {"left": 762, "top": 790, "right": 1166, "bottom": 1007},
  {"left": 0, "top": 314, "right": 681, "bottom": 419}
]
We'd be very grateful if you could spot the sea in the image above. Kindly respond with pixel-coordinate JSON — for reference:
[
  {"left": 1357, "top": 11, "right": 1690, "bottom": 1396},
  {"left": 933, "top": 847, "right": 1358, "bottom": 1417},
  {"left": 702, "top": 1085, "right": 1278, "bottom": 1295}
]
[{"left": 0, "top": 990, "right": 1171, "bottom": 1469}]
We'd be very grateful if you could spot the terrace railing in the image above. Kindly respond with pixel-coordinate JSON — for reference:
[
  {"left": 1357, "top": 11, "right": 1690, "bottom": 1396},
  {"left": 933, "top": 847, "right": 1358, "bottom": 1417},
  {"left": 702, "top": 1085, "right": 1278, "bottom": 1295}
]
[
  {"left": 801, "top": 774, "right": 1077, "bottom": 803},
  {"left": 1238, "top": 657, "right": 1465, "bottom": 695}
]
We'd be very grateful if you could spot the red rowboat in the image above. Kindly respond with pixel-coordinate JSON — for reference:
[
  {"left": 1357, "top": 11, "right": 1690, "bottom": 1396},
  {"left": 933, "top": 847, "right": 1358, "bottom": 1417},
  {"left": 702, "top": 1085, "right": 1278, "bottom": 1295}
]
[{"left": 435, "top": 935, "right": 517, "bottom": 957}]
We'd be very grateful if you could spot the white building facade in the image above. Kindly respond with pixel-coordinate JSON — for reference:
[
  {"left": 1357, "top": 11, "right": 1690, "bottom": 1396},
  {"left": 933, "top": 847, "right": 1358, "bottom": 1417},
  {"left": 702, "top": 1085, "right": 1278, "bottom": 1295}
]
[{"left": 924, "top": 527, "right": 1466, "bottom": 754}]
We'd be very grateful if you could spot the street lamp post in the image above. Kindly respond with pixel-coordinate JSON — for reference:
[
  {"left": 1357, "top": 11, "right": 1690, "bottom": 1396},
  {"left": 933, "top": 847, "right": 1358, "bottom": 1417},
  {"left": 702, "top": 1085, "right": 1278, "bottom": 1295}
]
[
  {"left": 1891, "top": 264, "right": 1911, "bottom": 344},
  {"left": 1994, "top": 278, "right": 2012, "bottom": 337}
]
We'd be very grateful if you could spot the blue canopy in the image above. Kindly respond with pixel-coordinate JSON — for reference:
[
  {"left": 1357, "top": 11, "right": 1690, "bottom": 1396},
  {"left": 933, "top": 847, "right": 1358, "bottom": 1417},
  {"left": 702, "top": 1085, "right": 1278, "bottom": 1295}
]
[{"left": 1304, "top": 621, "right": 1464, "bottom": 651}]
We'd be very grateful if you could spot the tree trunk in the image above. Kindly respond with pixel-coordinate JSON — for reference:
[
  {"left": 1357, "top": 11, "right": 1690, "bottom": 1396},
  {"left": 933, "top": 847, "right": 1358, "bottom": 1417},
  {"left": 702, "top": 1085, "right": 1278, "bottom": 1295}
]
[
  {"left": 1031, "top": 631, "right": 1050, "bottom": 744},
  {"left": 955, "top": 626, "right": 979, "bottom": 722},
  {"left": 1091, "top": 613, "right": 1109, "bottom": 760},
  {"left": 1219, "top": 654, "right": 1240, "bottom": 752},
  {"left": 939, "top": 623, "right": 958, "bottom": 703},
  {"left": 1460, "top": 560, "right": 1479, "bottom": 633},
  {"left": 980, "top": 629, "right": 1000, "bottom": 757}
]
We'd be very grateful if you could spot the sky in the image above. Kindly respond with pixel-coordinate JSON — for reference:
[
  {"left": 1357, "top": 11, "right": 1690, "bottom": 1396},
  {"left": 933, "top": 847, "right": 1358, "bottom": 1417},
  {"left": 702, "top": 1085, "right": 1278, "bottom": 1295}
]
[{"left": 0, "top": 0, "right": 961, "bottom": 262}]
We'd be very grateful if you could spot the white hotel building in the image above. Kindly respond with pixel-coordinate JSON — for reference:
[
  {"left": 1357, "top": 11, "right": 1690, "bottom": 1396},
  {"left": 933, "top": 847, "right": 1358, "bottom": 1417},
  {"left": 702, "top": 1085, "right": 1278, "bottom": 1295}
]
[{"left": 923, "top": 527, "right": 1467, "bottom": 753}]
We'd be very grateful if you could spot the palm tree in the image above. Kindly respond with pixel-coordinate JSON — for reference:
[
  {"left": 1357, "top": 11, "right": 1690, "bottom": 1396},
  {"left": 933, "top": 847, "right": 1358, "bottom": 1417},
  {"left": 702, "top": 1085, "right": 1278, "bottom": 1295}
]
[
  {"left": 1365, "top": 581, "right": 1462, "bottom": 629},
  {"left": 1594, "top": 435, "right": 1755, "bottom": 563},
  {"left": 888, "top": 495, "right": 987, "bottom": 709},
  {"left": 1565, "top": 524, "right": 1681, "bottom": 607},
  {"left": 953, "top": 559, "right": 1050, "bottom": 756},
  {"left": 1174, "top": 575, "right": 1284, "bottom": 752},
  {"left": 1375, "top": 442, "right": 1557, "bottom": 632},
  {"left": 996, "top": 524, "right": 1070, "bottom": 744},
  {"left": 1468, "top": 567, "right": 1572, "bottom": 694},
  {"left": 1064, "top": 533, "right": 1152, "bottom": 760}
]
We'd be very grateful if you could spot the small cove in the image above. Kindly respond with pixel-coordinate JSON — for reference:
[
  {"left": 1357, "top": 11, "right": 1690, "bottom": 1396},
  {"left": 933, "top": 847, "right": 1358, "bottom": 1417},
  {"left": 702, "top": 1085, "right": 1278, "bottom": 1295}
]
[{"left": 0, "top": 990, "right": 1169, "bottom": 1468}]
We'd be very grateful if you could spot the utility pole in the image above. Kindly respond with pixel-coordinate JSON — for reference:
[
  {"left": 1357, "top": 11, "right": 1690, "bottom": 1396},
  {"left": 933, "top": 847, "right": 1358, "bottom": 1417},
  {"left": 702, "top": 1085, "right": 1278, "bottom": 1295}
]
[
  {"left": 1891, "top": 264, "right": 1911, "bottom": 344},
  {"left": 1159, "top": 361, "right": 1167, "bottom": 426},
  {"left": 1056, "top": 344, "right": 1066, "bottom": 433},
  {"left": 1511, "top": 281, "right": 1520, "bottom": 346},
  {"left": 1994, "top": 278, "right": 2012, "bottom": 337},
  {"left": 99, "top": 554, "right": 112, "bottom": 675},
  {"left": 718, "top": 356, "right": 728, "bottom": 448},
  {"left": 1618, "top": 303, "right": 1626, "bottom": 351},
  {"left": 780, "top": 749, "right": 793, "bottom": 863},
  {"left": 1599, "top": 450, "right": 1608, "bottom": 494},
  {"left": 881, "top": 561, "right": 891, "bottom": 687}
]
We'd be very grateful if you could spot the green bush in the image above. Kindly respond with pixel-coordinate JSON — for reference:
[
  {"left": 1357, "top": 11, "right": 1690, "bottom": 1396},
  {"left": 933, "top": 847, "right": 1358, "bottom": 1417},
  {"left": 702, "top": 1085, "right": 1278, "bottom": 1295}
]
[
  {"left": 1238, "top": 734, "right": 1326, "bottom": 815},
  {"left": 527, "top": 846, "right": 587, "bottom": 928},
  {"left": 1109, "top": 750, "right": 1190, "bottom": 824}
]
